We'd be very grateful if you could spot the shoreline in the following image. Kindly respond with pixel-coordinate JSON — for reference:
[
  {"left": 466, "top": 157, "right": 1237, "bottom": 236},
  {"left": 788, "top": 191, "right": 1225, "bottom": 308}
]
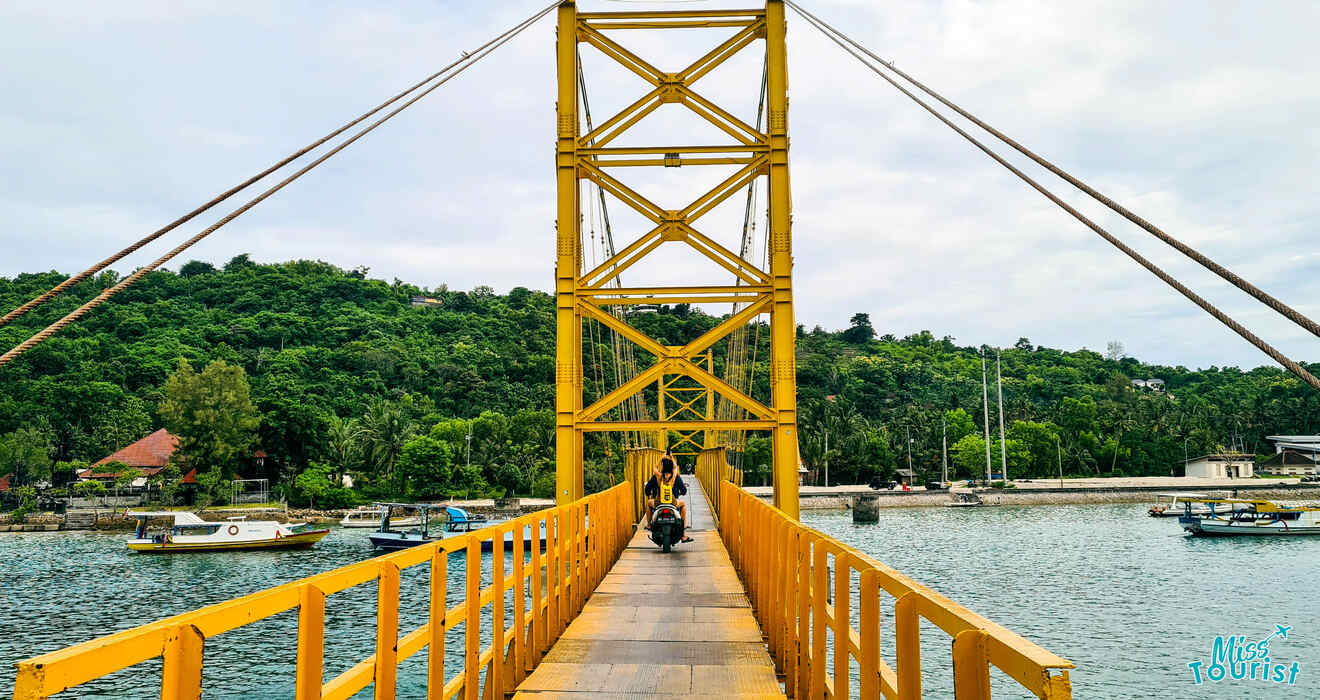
[
  {"left": 746, "top": 480, "right": 1320, "bottom": 510},
  {"left": 0, "top": 498, "right": 556, "bottom": 533}
]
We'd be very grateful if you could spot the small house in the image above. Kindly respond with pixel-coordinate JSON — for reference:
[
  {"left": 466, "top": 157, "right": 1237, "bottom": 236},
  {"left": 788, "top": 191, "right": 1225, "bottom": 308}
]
[{"left": 1183, "top": 454, "right": 1254, "bottom": 479}]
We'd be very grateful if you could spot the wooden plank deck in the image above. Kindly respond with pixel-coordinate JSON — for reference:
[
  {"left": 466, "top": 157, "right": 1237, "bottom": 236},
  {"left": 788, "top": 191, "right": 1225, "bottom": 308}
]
[{"left": 513, "top": 479, "right": 785, "bottom": 699}]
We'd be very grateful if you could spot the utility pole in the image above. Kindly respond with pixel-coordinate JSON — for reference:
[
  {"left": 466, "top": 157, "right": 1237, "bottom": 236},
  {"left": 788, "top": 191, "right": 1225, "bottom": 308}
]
[
  {"left": 980, "top": 348, "right": 992, "bottom": 484},
  {"left": 823, "top": 428, "right": 829, "bottom": 488},
  {"left": 941, "top": 417, "right": 948, "bottom": 484},
  {"left": 996, "top": 347, "right": 1008, "bottom": 483},
  {"left": 905, "top": 425, "right": 914, "bottom": 484},
  {"left": 1057, "top": 434, "right": 1063, "bottom": 487}
]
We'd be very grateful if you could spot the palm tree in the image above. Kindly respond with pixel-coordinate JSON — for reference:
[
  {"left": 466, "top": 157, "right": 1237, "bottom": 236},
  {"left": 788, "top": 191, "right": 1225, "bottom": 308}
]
[
  {"left": 326, "top": 415, "right": 363, "bottom": 487},
  {"left": 360, "top": 399, "right": 415, "bottom": 481}
]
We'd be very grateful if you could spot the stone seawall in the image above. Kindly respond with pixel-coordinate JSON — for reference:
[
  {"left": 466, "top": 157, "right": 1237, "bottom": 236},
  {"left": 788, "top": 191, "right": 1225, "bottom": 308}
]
[
  {"left": 781, "top": 486, "right": 1320, "bottom": 510},
  {"left": 2, "top": 499, "right": 558, "bottom": 532}
]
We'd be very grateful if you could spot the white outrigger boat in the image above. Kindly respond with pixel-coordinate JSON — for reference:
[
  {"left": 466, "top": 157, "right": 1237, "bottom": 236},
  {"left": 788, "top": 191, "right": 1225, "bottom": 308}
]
[
  {"left": 945, "top": 492, "right": 998, "bottom": 507},
  {"left": 1148, "top": 492, "right": 1214, "bottom": 517},
  {"left": 1179, "top": 499, "right": 1320, "bottom": 537},
  {"left": 127, "top": 511, "right": 330, "bottom": 552},
  {"left": 339, "top": 506, "right": 420, "bottom": 529}
]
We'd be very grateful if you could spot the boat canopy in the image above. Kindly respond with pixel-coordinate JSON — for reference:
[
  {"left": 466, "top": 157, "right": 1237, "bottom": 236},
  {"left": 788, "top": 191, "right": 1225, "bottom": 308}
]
[
  {"left": 1181, "top": 498, "right": 1320, "bottom": 513},
  {"left": 125, "top": 511, "right": 207, "bottom": 524},
  {"left": 442, "top": 506, "right": 475, "bottom": 522}
]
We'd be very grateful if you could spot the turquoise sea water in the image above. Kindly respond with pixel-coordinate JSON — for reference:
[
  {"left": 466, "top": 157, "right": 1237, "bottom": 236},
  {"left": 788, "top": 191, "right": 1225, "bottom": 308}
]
[
  {"left": 804, "top": 504, "right": 1320, "bottom": 699},
  {"left": 2, "top": 505, "right": 1318, "bottom": 698}
]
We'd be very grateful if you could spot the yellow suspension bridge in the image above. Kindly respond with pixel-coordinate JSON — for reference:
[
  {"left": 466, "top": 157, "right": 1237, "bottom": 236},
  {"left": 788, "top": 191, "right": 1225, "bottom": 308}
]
[{"left": 10, "top": 0, "right": 1320, "bottom": 698}]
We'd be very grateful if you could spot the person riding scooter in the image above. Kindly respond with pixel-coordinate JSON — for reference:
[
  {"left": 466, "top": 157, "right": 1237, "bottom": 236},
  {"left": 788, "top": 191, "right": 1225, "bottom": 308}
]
[{"left": 644, "top": 453, "right": 692, "bottom": 543}]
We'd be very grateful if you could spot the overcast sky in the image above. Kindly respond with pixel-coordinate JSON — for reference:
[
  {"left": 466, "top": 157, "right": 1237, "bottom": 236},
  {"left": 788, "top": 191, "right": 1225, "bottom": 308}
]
[{"left": 2, "top": 0, "right": 1317, "bottom": 371}]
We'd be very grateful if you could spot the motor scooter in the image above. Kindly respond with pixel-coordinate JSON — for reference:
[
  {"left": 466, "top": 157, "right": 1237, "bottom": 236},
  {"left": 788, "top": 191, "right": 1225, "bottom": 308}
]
[{"left": 648, "top": 502, "right": 685, "bottom": 553}]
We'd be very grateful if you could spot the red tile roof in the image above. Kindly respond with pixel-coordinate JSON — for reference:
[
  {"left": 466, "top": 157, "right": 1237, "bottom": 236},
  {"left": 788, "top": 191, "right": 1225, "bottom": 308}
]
[
  {"left": 78, "top": 466, "right": 165, "bottom": 480},
  {"left": 94, "top": 428, "right": 179, "bottom": 469},
  {"left": 181, "top": 468, "right": 199, "bottom": 485},
  {"left": 0, "top": 473, "right": 12, "bottom": 492}
]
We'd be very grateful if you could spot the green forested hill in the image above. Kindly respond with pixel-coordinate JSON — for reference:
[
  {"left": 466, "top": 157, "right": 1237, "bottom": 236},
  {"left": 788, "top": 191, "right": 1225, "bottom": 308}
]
[{"left": 1, "top": 256, "right": 1316, "bottom": 500}]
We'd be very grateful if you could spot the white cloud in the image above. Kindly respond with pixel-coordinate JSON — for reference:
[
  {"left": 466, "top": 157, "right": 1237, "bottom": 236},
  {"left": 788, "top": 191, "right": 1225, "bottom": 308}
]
[{"left": 0, "top": 0, "right": 1317, "bottom": 371}]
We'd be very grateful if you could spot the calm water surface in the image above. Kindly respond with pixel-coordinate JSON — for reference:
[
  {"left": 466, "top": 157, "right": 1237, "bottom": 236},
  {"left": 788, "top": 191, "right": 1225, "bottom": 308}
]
[
  {"left": 805, "top": 503, "right": 1320, "bottom": 699},
  {"left": 3, "top": 505, "right": 1318, "bottom": 698},
  {"left": 0, "top": 526, "right": 511, "bottom": 699}
]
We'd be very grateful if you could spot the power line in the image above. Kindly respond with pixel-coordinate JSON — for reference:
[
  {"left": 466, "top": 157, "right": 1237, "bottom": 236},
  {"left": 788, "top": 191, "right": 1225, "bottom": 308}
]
[
  {"left": 0, "top": 1, "right": 559, "bottom": 330},
  {"left": 786, "top": 0, "right": 1320, "bottom": 392},
  {"left": 0, "top": 2, "right": 557, "bottom": 370}
]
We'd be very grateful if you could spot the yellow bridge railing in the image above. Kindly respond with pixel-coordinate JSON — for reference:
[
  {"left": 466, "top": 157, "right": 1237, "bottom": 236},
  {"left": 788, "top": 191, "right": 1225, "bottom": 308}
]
[
  {"left": 716, "top": 480, "right": 1075, "bottom": 700},
  {"left": 623, "top": 447, "right": 664, "bottom": 519},
  {"left": 13, "top": 483, "right": 633, "bottom": 700},
  {"left": 695, "top": 446, "right": 742, "bottom": 515}
]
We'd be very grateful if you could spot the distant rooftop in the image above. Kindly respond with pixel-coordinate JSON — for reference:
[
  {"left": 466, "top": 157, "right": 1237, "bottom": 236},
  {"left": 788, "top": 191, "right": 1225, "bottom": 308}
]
[
  {"left": 1267, "top": 435, "right": 1320, "bottom": 443},
  {"left": 94, "top": 428, "right": 178, "bottom": 469}
]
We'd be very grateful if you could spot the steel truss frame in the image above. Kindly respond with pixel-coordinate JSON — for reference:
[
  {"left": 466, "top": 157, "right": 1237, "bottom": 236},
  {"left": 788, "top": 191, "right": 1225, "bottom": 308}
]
[{"left": 556, "top": 1, "right": 799, "bottom": 518}]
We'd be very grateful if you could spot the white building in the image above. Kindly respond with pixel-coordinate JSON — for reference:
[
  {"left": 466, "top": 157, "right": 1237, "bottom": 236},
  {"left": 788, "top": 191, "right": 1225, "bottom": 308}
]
[
  {"left": 1184, "top": 454, "right": 1254, "bottom": 479},
  {"left": 1260, "top": 435, "right": 1320, "bottom": 476}
]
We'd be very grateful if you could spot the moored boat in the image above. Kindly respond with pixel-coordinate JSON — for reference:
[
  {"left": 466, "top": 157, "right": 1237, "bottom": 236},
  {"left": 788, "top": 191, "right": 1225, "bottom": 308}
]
[
  {"left": 339, "top": 506, "right": 419, "bottom": 529},
  {"left": 126, "top": 511, "right": 329, "bottom": 553},
  {"left": 368, "top": 503, "right": 489, "bottom": 551},
  {"left": 1179, "top": 499, "right": 1320, "bottom": 536},
  {"left": 1148, "top": 492, "right": 1213, "bottom": 517},
  {"left": 945, "top": 492, "right": 997, "bottom": 507}
]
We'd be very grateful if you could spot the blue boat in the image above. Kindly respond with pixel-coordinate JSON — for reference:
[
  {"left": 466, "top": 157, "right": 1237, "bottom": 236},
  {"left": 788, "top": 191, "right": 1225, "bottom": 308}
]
[
  {"left": 366, "top": 502, "right": 549, "bottom": 551},
  {"left": 367, "top": 503, "right": 488, "bottom": 551}
]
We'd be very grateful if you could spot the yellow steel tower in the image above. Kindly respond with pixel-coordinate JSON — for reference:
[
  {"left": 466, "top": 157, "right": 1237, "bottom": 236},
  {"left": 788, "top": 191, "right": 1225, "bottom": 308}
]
[{"left": 555, "top": 0, "right": 800, "bottom": 519}]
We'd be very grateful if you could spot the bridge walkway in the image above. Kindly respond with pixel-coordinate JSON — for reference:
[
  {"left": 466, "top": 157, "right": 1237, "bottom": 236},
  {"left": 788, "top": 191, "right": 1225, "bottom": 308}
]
[{"left": 513, "top": 478, "right": 783, "bottom": 699}]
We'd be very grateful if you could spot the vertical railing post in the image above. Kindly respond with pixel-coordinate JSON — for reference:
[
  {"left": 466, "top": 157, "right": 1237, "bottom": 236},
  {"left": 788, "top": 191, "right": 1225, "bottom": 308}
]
[
  {"left": 546, "top": 512, "right": 559, "bottom": 643},
  {"left": 375, "top": 561, "right": 400, "bottom": 700},
  {"left": 833, "top": 554, "right": 851, "bottom": 700},
  {"left": 895, "top": 593, "right": 922, "bottom": 700},
  {"left": 465, "top": 539, "right": 481, "bottom": 700},
  {"left": 513, "top": 518, "right": 527, "bottom": 684},
  {"left": 783, "top": 524, "right": 800, "bottom": 694},
  {"left": 160, "top": 624, "right": 204, "bottom": 700},
  {"left": 796, "top": 532, "right": 811, "bottom": 700},
  {"left": 859, "top": 570, "right": 880, "bottom": 700},
  {"left": 490, "top": 527, "right": 505, "bottom": 697},
  {"left": 811, "top": 543, "right": 827, "bottom": 698},
  {"left": 296, "top": 584, "right": 326, "bottom": 700},
  {"left": 428, "top": 547, "right": 447, "bottom": 700},
  {"left": 952, "top": 629, "right": 991, "bottom": 700},
  {"left": 531, "top": 515, "right": 545, "bottom": 667}
]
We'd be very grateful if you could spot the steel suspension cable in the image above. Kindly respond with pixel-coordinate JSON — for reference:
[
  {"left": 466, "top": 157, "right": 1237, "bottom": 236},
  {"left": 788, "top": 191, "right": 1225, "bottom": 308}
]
[
  {"left": 786, "top": 0, "right": 1320, "bottom": 342},
  {"left": 578, "top": 51, "right": 652, "bottom": 447},
  {"left": 787, "top": 3, "right": 1320, "bottom": 392},
  {"left": 0, "top": 1, "right": 559, "bottom": 330},
  {"left": 0, "top": 2, "right": 556, "bottom": 370}
]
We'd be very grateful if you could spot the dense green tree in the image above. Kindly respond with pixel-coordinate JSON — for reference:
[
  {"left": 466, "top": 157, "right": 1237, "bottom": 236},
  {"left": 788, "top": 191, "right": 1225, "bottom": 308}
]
[
  {"left": 0, "top": 427, "right": 53, "bottom": 485},
  {"left": 395, "top": 436, "right": 456, "bottom": 499},
  {"left": 158, "top": 359, "right": 259, "bottom": 478}
]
